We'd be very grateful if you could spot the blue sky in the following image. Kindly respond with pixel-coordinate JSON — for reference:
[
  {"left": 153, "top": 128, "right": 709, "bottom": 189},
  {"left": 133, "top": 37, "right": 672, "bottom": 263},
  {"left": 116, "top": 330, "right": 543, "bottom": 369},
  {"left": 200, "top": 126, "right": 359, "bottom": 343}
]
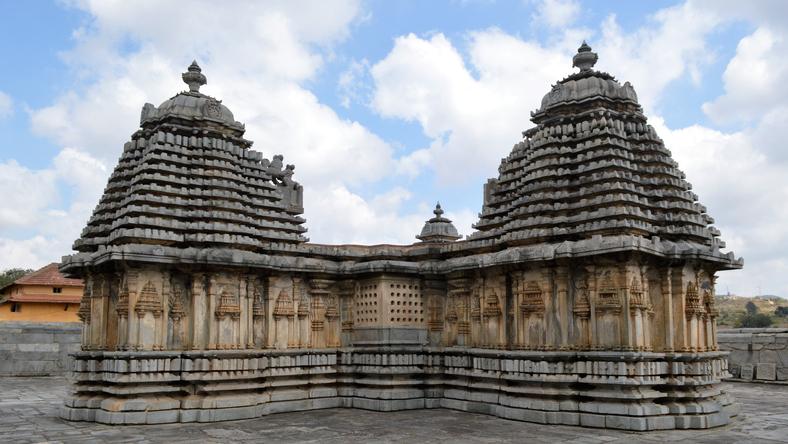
[{"left": 1, "top": 0, "right": 787, "bottom": 297}]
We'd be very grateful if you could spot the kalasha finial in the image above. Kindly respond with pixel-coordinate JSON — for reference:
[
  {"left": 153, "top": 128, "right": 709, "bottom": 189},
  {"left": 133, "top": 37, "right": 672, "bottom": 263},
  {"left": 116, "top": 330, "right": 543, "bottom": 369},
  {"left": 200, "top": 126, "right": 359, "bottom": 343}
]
[
  {"left": 182, "top": 60, "right": 207, "bottom": 93},
  {"left": 572, "top": 41, "right": 598, "bottom": 72},
  {"left": 434, "top": 202, "right": 444, "bottom": 218}
]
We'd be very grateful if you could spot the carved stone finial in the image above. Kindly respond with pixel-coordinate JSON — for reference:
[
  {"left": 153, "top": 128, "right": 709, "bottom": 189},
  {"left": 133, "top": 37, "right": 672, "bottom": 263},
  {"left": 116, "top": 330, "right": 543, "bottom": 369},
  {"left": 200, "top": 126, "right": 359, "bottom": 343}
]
[
  {"left": 434, "top": 202, "right": 444, "bottom": 218},
  {"left": 417, "top": 201, "right": 461, "bottom": 243},
  {"left": 182, "top": 60, "right": 207, "bottom": 93},
  {"left": 572, "top": 41, "right": 598, "bottom": 72}
]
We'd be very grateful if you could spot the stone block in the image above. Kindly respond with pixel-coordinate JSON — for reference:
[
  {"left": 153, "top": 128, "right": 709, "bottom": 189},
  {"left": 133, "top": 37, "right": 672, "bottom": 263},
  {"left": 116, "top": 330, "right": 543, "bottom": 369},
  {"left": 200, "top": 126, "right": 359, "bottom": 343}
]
[
  {"left": 740, "top": 364, "right": 754, "bottom": 380},
  {"left": 146, "top": 409, "right": 180, "bottom": 424},
  {"left": 560, "top": 412, "right": 580, "bottom": 425},
  {"left": 580, "top": 413, "right": 606, "bottom": 428},
  {"left": 756, "top": 363, "right": 776, "bottom": 380}
]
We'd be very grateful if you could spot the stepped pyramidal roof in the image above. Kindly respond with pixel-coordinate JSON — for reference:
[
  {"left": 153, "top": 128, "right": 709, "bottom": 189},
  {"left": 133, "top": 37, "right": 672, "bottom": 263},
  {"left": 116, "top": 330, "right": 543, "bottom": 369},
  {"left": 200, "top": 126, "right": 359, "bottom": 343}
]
[
  {"left": 74, "top": 61, "right": 308, "bottom": 253},
  {"left": 469, "top": 42, "right": 725, "bottom": 250}
]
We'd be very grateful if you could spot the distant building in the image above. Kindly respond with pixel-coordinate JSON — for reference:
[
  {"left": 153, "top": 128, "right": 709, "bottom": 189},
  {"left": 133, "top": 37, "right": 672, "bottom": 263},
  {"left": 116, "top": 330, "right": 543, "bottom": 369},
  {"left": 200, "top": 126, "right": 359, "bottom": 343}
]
[{"left": 0, "top": 263, "right": 83, "bottom": 322}]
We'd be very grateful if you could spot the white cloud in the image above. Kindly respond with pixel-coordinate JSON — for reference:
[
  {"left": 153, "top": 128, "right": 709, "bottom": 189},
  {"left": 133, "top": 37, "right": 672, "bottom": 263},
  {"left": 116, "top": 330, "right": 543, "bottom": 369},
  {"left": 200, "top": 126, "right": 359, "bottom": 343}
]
[
  {"left": 0, "top": 148, "right": 107, "bottom": 270},
  {"left": 530, "top": 0, "right": 581, "bottom": 28},
  {"left": 594, "top": 2, "right": 722, "bottom": 114},
  {"left": 655, "top": 113, "right": 788, "bottom": 297},
  {"left": 0, "top": 237, "right": 69, "bottom": 271},
  {"left": 369, "top": 31, "right": 568, "bottom": 185},
  {"left": 304, "top": 183, "right": 423, "bottom": 245},
  {"left": 0, "top": 90, "right": 12, "bottom": 118},
  {"left": 0, "top": 160, "right": 59, "bottom": 232},
  {"left": 702, "top": 27, "right": 788, "bottom": 124}
]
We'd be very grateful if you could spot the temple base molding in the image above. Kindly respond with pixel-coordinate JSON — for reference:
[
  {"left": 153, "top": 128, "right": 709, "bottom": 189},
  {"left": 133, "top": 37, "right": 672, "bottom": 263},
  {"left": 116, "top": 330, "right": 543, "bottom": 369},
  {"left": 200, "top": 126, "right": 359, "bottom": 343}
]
[{"left": 61, "top": 348, "right": 737, "bottom": 430}]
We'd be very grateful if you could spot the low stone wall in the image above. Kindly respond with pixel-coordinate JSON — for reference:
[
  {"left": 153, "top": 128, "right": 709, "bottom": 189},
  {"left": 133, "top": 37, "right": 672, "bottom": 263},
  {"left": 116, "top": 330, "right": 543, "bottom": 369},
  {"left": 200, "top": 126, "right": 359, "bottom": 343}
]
[
  {"left": 0, "top": 321, "right": 82, "bottom": 376},
  {"left": 717, "top": 328, "right": 788, "bottom": 381}
]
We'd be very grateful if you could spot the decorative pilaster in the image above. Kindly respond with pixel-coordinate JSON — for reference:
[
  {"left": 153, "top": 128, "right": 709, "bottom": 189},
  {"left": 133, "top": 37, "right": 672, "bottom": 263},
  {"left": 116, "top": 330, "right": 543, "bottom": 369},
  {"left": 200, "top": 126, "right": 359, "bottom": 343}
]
[{"left": 572, "top": 273, "right": 591, "bottom": 351}]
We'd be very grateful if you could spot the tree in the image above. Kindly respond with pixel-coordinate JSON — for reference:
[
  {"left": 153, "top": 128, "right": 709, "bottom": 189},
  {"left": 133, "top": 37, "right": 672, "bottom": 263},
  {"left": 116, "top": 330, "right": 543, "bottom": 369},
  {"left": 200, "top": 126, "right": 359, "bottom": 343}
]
[
  {"left": 775, "top": 306, "right": 788, "bottom": 317},
  {"left": 735, "top": 313, "right": 773, "bottom": 328},
  {"left": 745, "top": 301, "right": 758, "bottom": 315},
  {"left": 0, "top": 268, "right": 33, "bottom": 290}
]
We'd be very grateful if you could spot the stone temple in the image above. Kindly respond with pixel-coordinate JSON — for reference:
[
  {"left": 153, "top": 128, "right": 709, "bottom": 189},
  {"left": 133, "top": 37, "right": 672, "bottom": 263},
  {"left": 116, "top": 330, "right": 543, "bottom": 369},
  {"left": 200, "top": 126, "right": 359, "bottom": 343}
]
[{"left": 60, "top": 43, "right": 743, "bottom": 430}]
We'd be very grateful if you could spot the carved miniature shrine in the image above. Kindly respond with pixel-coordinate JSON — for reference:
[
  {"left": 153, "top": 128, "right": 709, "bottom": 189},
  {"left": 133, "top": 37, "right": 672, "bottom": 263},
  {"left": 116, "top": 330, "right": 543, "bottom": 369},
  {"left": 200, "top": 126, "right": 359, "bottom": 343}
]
[{"left": 60, "top": 44, "right": 742, "bottom": 430}]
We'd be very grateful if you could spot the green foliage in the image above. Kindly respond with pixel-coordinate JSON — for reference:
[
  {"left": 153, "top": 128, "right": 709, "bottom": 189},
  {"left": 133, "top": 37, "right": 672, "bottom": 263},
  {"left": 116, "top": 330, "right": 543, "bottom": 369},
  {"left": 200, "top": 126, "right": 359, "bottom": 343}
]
[
  {"left": 734, "top": 313, "right": 774, "bottom": 328},
  {"left": 745, "top": 301, "right": 758, "bottom": 315},
  {"left": 0, "top": 268, "right": 33, "bottom": 291},
  {"left": 775, "top": 306, "right": 788, "bottom": 317}
]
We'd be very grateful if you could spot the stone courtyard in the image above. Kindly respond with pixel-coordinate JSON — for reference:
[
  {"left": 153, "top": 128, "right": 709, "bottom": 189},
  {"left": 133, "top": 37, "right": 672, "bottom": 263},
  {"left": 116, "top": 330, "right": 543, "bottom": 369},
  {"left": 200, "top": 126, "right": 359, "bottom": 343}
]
[{"left": 0, "top": 377, "right": 786, "bottom": 443}]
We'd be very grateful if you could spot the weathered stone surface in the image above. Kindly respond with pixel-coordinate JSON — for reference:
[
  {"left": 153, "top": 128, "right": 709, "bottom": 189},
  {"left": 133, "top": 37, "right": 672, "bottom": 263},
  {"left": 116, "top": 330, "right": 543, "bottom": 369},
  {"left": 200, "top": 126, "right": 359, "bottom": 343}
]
[
  {"left": 740, "top": 364, "right": 754, "bottom": 380},
  {"left": 0, "top": 321, "right": 81, "bottom": 376},
  {"left": 756, "top": 363, "right": 776, "bottom": 380}
]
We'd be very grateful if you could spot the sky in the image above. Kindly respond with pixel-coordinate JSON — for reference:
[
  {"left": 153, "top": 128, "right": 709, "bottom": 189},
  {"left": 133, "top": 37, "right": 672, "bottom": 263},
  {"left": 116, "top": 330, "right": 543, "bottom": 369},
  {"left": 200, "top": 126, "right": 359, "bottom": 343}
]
[{"left": 0, "top": 0, "right": 786, "bottom": 297}]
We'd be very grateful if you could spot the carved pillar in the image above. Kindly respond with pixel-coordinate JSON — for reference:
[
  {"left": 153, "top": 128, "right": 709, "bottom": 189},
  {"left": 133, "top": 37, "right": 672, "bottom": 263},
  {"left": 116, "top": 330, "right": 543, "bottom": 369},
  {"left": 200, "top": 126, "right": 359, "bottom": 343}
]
[
  {"left": 572, "top": 273, "right": 591, "bottom": 351},
  {"left": 127, "top": 270, "right": 140, "bottom": 350},
  {"left": 660, "top": 268, "right": 674, "bottom": 352},
  {"left": 424, "top": 279, "right": 446, "bottom": 347},
  {"left": 672, "top": 269, "right": 687, "bottom": 351},
  {"left": 207, "top": 274, "right": 218, "bottom": 350},
  {"left": 684, "top": 270, "right": 704, "bottom": 353},
  {"left": 555, "top": 267, "right": 570, "bottom": 351},
  {"left": 470, "top": 287, "right": 482, "bottom": 347},
  {"left": 252, "top": 277, "right": 265, "bottom": 349},
  {"left": 290, "top": 278, "right": 301, "bottom": 348},
  {"left": 190, "top": 273, "right": 204, "bottom": 350},
  {"left": 77, "top": 272, "right": 93, "bottom": 351},
  {"left": 157, "top": 270, "right": 170, "bottom": 351},
  {"left": 309, "top": 279, "right": 330, "bottom": 349},
  {"left": 618, "top": 265, "right": 634, "bottom": 351},
  {"left": 586, "top": 265, "right": 599, "bottom": 350},
  {"left": 265, "top": 276, "right": 277, "bottom": 349},
  {"left": 510, "top": 273, "right": 522, "bottom": 349},
  {"left": 115, "top": 272, "right": 128, "bottom": 350},
  {"left": 445, "top": 296, "right": 458, "bottom": 346},
  {"left": 325, "top": 296, "right": 340, "bottom": 348},
  {"left": 168, "top": 282, "right": 185, "bottom": 350},
  {"left": 338, "top": 280, "right": 356, "bottom": 347},
  {"left": 708, "top": 275, "right": 720, "bottom": 350},
  {"left": 240, "top": 275, "right": 249, "bottom": 349},
  {"left": 89, "top": 274, "right": 102, "bottom": 350},
  {"left": 448, "top": 277, "right": 472, "bottom": 347},
  {"left": 540, "top": 268, "right": 555, "bottom": 350}
]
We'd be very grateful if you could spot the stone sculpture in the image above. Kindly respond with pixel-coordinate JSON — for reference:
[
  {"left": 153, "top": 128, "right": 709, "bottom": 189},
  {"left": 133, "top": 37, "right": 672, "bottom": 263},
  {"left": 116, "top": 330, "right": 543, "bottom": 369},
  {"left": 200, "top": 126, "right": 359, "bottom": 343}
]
[{"left": 60, "top": 45, "right": 741, "bottom": 430}]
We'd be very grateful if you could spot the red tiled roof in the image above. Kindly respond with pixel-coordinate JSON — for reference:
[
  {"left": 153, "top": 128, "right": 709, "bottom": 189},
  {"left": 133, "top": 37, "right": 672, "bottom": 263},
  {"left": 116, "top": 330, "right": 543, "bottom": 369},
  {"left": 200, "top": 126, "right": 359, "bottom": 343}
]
[
  {"left": 12, "top": 263, "right": 84, "bottom": 287},
  {"left": 3, "top": 293, "right": 82, "bottom": 304}
]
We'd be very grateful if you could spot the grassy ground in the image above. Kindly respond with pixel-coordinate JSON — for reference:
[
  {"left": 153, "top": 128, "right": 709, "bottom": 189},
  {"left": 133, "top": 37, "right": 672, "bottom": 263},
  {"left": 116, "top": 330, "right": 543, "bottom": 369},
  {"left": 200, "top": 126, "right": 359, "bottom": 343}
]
[{"left": 715, "top": 295, "right": 788, "bottom": 329}]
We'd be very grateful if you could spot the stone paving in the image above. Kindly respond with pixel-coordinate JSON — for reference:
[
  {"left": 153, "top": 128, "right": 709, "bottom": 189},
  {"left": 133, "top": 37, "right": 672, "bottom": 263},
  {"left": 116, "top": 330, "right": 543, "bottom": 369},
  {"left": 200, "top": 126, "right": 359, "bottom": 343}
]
[{"left": 0, "top": 377, "right": 786, "bottom": 443}]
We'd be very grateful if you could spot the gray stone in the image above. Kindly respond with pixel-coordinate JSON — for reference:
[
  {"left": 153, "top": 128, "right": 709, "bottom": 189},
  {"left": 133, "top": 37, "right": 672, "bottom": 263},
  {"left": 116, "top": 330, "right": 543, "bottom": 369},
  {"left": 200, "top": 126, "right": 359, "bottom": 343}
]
[
  {"left": 756, "top": 363, "right": 776, "bottom": 380},
  {"left": 740, "top": 364, "right": 754, "bottom": 380}
]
